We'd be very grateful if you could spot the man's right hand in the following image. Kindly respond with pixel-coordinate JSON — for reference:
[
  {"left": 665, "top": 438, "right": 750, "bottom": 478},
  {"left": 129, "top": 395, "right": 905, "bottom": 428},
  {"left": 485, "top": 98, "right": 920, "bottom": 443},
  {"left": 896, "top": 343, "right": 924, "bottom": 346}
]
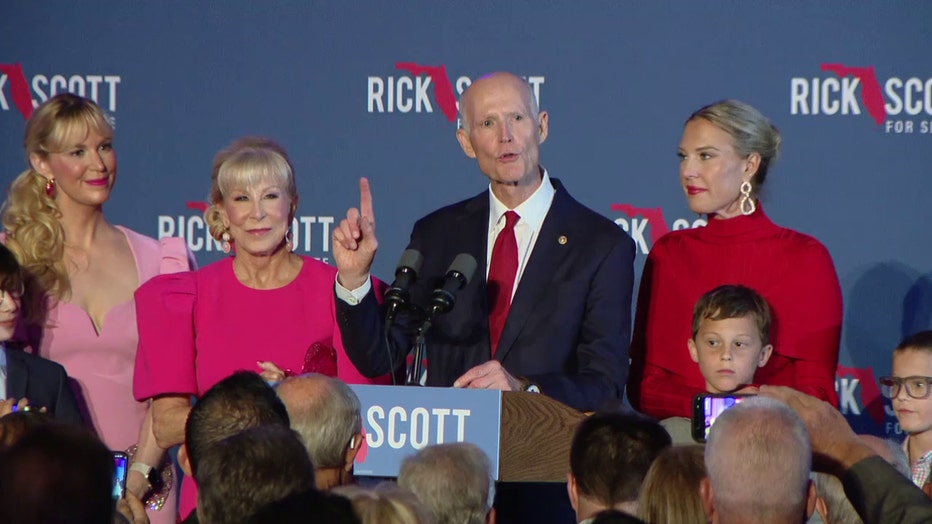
[
  {"left": 759, "top": 385, "right": 875, "bottom": 476},
  {"left": 333, "top": 177, "right": 378, "bottom": 290}
]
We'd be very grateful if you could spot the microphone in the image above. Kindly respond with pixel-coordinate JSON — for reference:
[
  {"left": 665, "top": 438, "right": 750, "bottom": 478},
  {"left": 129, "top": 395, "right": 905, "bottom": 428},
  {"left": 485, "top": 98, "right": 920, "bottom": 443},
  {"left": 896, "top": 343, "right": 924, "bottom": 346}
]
[
  {"left": 428, "top": 253, "right": 477, "bottom": 318},
  {"left": 407, "top": 253, "right": 477, "bottom": 387},
  {"left": 384, "top": 249, "right": 423, "bottom": 322}
]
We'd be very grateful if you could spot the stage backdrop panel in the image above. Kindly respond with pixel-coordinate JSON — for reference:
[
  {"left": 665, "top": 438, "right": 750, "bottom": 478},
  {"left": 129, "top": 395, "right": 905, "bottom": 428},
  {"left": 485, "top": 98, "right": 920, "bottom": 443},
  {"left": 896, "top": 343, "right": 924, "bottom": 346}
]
[{"left": 3, "top": 1, "right": 930, "bottom": 436}]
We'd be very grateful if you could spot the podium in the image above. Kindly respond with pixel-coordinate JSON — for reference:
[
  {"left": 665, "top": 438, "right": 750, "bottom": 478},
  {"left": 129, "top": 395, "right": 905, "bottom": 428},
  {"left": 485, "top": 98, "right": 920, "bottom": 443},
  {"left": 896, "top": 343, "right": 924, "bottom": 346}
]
[{"left": 349, "top": 385, "right": 586, "bottom": 481}]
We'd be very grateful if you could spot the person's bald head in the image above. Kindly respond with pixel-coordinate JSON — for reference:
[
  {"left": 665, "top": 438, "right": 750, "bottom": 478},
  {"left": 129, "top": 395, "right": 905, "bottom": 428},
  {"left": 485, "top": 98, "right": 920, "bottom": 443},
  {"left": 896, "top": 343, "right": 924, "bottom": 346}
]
[
  {"left": 455, "top": 71, "right": 549, "bottom": 206},
  {"left": 458, "top": 72, "right": 540, "bottom": 131},
  {"left": 275, "top": 374, "right": 362, "bottom": 470}
]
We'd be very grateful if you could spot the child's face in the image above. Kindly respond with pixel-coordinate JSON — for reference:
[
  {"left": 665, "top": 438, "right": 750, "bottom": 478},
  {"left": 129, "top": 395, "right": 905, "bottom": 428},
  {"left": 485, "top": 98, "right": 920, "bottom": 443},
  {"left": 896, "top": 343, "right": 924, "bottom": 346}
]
[
  {"left": 891, "top": 349, "right": 932, "bottom": 438},
  {"left": 0, "top": 288, "right": 21, "bottom": 342},
  {"left": 688, "top": 315, "right": 772, "bottom": 394}
]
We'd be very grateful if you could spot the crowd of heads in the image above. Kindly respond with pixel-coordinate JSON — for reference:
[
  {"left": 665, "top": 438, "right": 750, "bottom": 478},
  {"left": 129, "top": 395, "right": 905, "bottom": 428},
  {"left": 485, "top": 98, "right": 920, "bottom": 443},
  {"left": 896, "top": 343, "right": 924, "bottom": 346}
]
[
  {"left": 1, "top": 378, "right": 921, "bottom": 524},
  {"left": 565, "top": 391, "right": 924, "bottom": 524},
  {"left": 183, "top": 371, "right": 504, "bottom": 524}
]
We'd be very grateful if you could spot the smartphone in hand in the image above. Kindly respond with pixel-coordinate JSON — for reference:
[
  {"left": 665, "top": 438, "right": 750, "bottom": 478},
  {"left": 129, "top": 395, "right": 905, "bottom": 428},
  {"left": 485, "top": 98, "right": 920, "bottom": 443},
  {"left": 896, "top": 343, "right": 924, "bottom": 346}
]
[
  {"left": 112, "top": 451, "right": 128, "bottom": 501},
  {"left": 691, "top": 393, "right": 755, "bottom": 443}
]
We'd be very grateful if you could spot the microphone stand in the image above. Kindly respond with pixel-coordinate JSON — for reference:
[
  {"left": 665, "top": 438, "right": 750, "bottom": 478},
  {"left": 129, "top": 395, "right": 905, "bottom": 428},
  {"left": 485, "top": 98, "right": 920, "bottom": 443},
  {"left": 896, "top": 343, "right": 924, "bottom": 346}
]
[
  {"left": 384, "top": 249, "right": 425, "bottom": 385},
  {"left": 406, "top": 315, "right": 433, "bottom": 386},
  {"left": 401, "top": 252, "right": 477, "bottom": 387},
  {"left": 386, "top": 304, "right": 423, "bottom": 386}
]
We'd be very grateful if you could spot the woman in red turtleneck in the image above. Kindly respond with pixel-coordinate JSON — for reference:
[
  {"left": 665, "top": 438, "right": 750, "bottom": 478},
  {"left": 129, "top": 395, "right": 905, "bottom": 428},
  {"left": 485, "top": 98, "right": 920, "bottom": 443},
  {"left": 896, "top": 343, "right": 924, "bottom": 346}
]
[{"left": 629, "top": 100, "right": 842, "bottom": 419}]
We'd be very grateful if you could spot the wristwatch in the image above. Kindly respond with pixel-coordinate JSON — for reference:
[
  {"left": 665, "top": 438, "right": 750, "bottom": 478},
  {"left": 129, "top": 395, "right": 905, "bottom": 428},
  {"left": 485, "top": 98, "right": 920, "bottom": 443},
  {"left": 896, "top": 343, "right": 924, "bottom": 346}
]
[
  {"left": 520, "top": 378, "right": 542, "bottom": 394},
  {"left": 129, "top": 462, "right": 159, "bottom": 490}
]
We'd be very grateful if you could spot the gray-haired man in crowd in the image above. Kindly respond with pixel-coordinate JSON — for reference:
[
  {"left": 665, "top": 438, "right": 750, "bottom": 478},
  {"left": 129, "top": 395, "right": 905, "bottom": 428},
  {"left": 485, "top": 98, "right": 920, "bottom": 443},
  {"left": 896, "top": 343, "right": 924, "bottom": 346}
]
[
  {"left": 399, "top": 442, "right": 496, "bottom": 524},
  {"left": 275, "top": 374, "right": 364, "bottom": 491},
  {"left": 702, "top": 396, "right": 817, "bottom": 524}
]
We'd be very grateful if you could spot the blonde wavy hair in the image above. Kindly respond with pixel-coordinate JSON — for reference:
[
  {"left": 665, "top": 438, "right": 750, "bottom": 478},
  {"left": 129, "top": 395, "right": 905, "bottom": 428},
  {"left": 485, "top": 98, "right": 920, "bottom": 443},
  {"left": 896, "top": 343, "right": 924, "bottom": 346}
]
[
  {"left": 204, "top": 137, "right": 297, "bottom": 244},
  {"left": 637, "top": 445, "right": 707, "bottom": 524},
  {"left": 1, "top": 93, "right": 113, "bottom": 300}
]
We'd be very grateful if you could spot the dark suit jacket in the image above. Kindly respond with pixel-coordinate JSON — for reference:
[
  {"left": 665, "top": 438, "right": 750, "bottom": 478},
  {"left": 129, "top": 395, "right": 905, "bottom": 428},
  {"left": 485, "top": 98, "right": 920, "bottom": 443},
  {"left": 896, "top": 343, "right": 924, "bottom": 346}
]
[
  {"left": 339, "top": 178, "right": 635, "bottom": 411},
  {"left": 843, "top": 455, "right": 932, "bottom": 524},
  {"left": 5, "top": 347, "right": 83, "bottom": 425}
]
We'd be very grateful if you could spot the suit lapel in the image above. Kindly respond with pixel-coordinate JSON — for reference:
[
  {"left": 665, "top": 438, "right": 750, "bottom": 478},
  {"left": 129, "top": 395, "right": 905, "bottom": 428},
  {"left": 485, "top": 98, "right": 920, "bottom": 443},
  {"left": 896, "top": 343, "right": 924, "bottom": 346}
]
[
  {"left": 460, "top": 194, "right": 493, "bottom": 357},
  {"left": 494, "top": 181, "right": 575, "bottom": 363},
  {"left": 462, "top": 193, "right": 491, "bottom": 282},
  {"left": 5, "top": 348, "right": 27, "bottom": 400}
]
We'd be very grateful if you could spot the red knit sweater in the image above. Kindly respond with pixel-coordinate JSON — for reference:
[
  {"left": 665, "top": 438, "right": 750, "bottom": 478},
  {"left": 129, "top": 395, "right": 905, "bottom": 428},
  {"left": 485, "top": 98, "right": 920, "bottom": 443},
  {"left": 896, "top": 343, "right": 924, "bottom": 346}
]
[{"left": 629, "top": 207, "right": 842, "bottom": 418}]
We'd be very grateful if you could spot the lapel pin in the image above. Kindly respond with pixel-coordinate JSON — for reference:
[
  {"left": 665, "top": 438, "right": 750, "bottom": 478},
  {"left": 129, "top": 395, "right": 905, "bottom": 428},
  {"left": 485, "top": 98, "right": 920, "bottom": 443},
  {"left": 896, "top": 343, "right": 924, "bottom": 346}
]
[{"left": 558, "top": 235, "right": 568, "bottom": 245}]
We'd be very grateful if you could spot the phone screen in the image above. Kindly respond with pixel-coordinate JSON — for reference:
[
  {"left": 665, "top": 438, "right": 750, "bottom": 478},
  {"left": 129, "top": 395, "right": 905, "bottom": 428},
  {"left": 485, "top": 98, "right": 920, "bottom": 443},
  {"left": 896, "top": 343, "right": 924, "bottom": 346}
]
[
  {"left": 112, "top": 452, "right": 128, "bottom": 501},
  {"left": 692, "top": 394, "right": 752, "bottom": 442}
]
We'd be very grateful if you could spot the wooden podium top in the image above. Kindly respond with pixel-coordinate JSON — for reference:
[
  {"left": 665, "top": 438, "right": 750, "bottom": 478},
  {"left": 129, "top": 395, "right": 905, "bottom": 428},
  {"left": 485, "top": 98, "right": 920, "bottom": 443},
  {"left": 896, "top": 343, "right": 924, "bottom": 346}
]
[{"left": 500, "top": 391, "right": 587, "bottom": 482}]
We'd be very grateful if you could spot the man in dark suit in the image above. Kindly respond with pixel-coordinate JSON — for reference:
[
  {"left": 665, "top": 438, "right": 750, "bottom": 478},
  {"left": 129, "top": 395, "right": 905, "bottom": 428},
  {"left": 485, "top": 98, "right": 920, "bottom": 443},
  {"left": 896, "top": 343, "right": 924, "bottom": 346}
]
[
  {"left": 332, "top": 72, "right": 635, "bottom": 412},
  {"left": 2, "top": 345, "right": 83, "bottom": 424}
]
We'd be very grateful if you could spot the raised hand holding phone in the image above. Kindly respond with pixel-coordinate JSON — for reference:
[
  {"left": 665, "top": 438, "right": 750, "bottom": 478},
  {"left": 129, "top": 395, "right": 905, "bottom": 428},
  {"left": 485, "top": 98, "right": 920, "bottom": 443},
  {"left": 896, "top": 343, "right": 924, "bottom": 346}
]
[{"left": 691, "top": 393, "right": 755, "bottom": 443}]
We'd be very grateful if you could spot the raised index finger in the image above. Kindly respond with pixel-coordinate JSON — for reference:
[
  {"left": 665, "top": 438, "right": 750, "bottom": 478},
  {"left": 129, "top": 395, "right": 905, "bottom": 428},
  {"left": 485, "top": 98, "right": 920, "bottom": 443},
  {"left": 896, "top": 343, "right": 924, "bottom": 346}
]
[{"left": 359, "top": 177, "right": 375, "bottom": 221}]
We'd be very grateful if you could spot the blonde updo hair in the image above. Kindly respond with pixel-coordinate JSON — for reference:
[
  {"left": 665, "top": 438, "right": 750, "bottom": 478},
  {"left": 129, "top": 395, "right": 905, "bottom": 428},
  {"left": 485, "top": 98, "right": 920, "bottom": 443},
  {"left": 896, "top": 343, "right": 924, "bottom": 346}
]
[
  {"left": 1, "top": 93, "right": 113, "bottom": 300},
  {"left": 204, "top": 137, "right": 298, "bottom": 243},
  {"left": 687, "top": 100, "right": 782, "bottom": 193},
  {"left": 333, "top": 483, "right": 435, "bottom": 524}
]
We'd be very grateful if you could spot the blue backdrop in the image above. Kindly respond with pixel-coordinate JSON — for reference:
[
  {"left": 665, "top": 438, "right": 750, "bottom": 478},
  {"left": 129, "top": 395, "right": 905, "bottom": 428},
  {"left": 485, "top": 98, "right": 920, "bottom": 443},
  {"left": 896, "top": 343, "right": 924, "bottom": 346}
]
[{"left": 3, "top": 1, "right": 931, "bottom": 436}]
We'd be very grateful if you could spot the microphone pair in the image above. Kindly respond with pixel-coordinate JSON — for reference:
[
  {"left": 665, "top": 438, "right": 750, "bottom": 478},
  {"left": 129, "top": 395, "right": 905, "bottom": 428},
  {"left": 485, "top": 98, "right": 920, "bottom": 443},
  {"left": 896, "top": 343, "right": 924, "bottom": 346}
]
[
  {"left": 384, "top": 249, "right": 478, "bottom": 321},
  {"left": 385, "top": 250, "right": 477, "bottom": 387}
]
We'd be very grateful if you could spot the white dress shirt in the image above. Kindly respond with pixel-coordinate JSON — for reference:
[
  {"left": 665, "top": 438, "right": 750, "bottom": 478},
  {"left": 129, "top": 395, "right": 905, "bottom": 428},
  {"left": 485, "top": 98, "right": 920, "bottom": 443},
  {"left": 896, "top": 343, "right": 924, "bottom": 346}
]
[{"left": 486, "top": 170, "right": 555, "bottom": 300}]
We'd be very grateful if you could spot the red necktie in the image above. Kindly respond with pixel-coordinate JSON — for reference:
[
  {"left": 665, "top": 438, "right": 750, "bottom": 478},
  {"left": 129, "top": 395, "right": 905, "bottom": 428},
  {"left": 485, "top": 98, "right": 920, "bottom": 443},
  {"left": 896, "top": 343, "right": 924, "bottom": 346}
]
[{"left": 488, "top": 210, "right": 519, "bottom": 355}]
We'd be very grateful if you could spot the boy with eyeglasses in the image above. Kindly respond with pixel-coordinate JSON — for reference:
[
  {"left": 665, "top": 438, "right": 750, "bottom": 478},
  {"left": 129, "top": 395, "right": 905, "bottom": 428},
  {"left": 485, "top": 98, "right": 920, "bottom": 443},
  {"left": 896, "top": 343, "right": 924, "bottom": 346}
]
[
  {"left": 880, "top": 330, "right": 932, "bottom": 492},
  {"left": 0, "top": 244, "right": 82, "bottom": 423}
]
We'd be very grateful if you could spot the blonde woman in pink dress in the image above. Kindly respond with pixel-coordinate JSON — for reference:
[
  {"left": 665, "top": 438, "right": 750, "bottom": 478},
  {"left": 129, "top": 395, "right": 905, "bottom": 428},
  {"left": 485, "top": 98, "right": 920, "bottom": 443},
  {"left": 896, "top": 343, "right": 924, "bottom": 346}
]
[
  {"left": 134, "top": 137, "right": 390, "bottom": 520},
  {"left": 1, "top": 93, "right": 191, "bottom": 524}
]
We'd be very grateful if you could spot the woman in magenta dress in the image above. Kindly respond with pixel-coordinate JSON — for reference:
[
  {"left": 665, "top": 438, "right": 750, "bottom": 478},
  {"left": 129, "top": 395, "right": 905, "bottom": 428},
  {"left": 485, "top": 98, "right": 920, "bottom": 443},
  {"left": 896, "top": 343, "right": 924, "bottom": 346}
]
[
  {"left": 1, "top": 93, "right": 189, "bottom": 523},
  {"left": 628, "top": 100, "right": 843, "bottom": 419},
  {"left": 133, "top": 137, "right": 389, "bottom": 520}
]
